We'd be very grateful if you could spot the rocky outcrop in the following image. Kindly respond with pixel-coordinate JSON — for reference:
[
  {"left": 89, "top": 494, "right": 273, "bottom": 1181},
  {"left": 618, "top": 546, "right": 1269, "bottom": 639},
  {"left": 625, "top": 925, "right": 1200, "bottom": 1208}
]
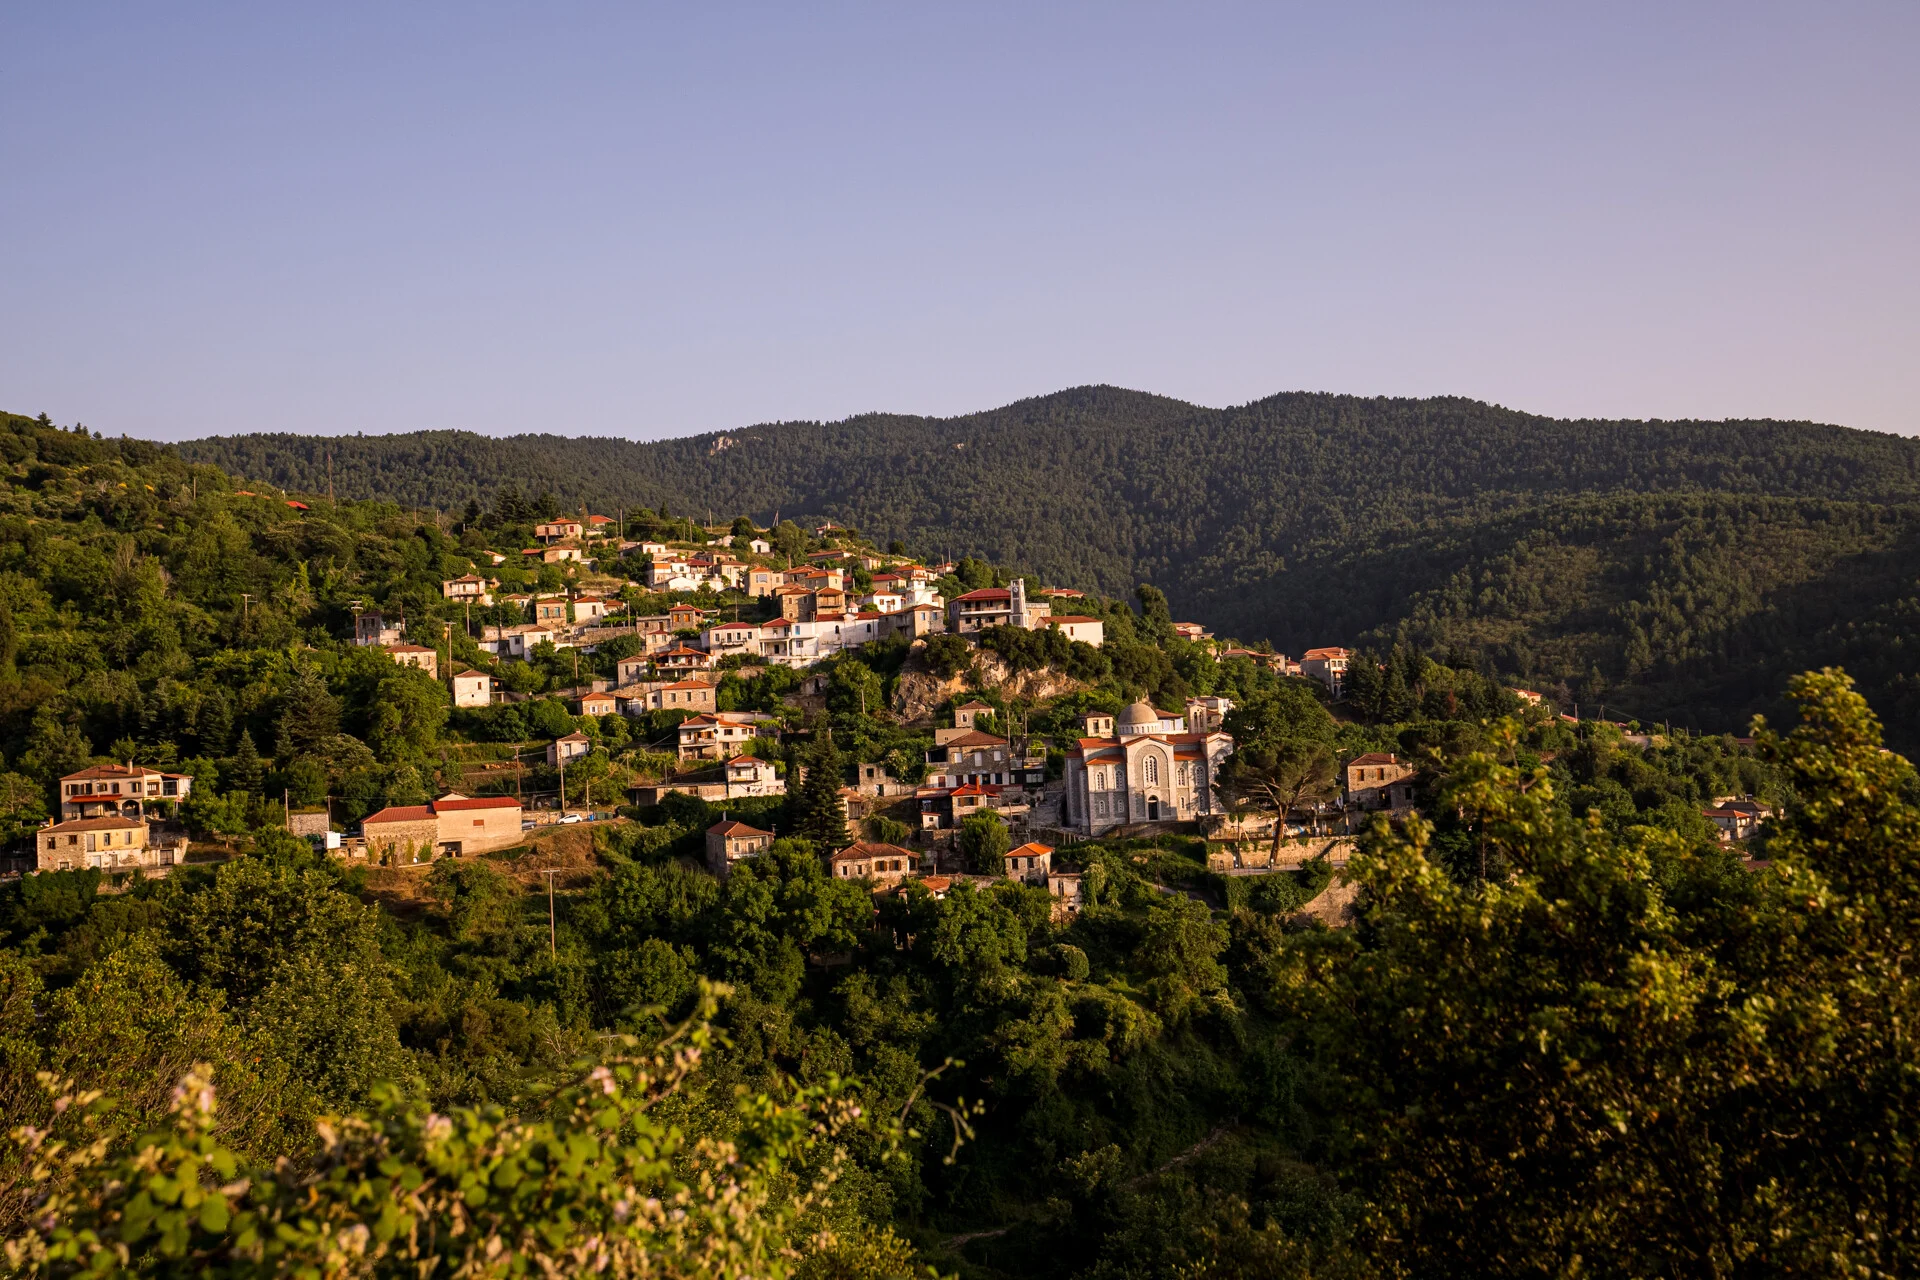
[{"left": 890, "top": 641, "right": 1090, "bottom": 725}]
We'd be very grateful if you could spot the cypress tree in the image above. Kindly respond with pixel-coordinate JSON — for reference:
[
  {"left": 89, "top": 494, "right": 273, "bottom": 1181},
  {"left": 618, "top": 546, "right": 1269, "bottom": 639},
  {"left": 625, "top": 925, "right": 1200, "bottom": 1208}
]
[
  {"left": 227, "top": 728, "right": 265, "bottom": 795},
  {"left": 787, "top": 732, "right": 847, "bottom": 853}
]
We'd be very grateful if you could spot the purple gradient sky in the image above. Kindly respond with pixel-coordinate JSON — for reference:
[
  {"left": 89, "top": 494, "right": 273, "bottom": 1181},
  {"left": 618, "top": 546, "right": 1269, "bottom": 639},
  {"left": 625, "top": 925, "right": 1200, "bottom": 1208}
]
[{"left": 3, "top": 3, "right": 1916, "bottom": 440}]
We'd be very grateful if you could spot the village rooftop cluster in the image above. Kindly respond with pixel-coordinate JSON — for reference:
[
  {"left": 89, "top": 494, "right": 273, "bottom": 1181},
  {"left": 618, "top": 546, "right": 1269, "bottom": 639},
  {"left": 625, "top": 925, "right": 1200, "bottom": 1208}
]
[{"left": 28, "top": 511, "right": 1774, "bottom": 890}]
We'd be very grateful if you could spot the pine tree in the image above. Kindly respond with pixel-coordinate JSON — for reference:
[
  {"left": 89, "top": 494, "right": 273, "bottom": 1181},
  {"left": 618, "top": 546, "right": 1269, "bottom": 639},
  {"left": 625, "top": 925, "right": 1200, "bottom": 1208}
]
[
  {"left": 276, "top": 667, "right": 341, "bottom": 760},
  {"left": 227, "top": 728, "right": 265, "bottom": 794},
  {"left": 787, "top": 732, "right": 847, "bottom": 852}
]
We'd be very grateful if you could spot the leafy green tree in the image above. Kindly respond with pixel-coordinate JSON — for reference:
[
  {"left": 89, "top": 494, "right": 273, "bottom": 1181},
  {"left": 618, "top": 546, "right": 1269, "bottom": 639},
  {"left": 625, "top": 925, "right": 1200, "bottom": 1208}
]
[
  {"left": 958, "top": 809, "right": 1010, "bottom": 875},
  {"left": 1215, "top": 739, "right": 1340, "bottom": 852},
  {"left": 771, "top": 519, "right": 806, "bottom": 562},
  {"left": 827, "top": 658, "right": 883, "bottom": 721},
  {"left": 365, "top": 669, "right": 449, "bottom": 762},
  {"left": 1135, "top": 583, "right": 1176, "bottom": 646},
  {"left": 1273, "top": 671, "right": 1920, "bottom": 1276}
]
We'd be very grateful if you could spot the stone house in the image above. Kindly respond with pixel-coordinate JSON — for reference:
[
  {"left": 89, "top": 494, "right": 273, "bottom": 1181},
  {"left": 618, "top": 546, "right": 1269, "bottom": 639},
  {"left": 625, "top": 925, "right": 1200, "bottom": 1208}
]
[
  {"left": 706, "top": 819, "right": 773, "bottom": 877},
  {"left": 1047, "top": 871, "right": 1083, "bottom": 920},
  {"left": 361, "top": 794, "right": 524, "bottom": 862},
  {"left": 37, "top": 816, "right": 157, "bottom": 872},
  {"left": 386, "top": 644, "right": 440, "bottom": 679},
  {"left": 441, "top": 575, "right": 495, "bottom": 605},
  {"left": 829, "top": 841, "right": 915, "bottom": 887},
  {"left": 1345, "top": 753, "right": 1417, "bottom": 811},
  {"left": 614, "top": 679, "right": 717, "bottom": 714},
  {"left": 355, "top": 610, "right": 404, "bottom": 647},
  {"left": 1007, "top": 841, "right": 1053, "bottom": 883}
]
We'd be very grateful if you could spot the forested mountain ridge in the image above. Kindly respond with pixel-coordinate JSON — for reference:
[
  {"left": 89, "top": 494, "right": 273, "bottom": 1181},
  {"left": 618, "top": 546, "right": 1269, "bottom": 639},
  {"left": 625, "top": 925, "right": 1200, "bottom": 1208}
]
[{"left": 169, "top": 387, "right": 1920, "bottom": 743}]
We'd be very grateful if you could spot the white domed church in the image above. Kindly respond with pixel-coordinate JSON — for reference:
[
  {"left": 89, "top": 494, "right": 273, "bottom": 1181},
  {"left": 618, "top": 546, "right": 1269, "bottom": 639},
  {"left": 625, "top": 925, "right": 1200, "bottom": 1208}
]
[{"left": 1063, "top": 700, "right": 1235, "bottom": 835}]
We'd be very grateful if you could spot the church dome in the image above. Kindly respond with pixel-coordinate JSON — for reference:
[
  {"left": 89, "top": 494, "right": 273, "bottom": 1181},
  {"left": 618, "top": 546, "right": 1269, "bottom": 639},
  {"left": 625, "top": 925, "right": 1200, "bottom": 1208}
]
[{"left": 1117, "top": 700, "right": 1160, "bottom": 732}]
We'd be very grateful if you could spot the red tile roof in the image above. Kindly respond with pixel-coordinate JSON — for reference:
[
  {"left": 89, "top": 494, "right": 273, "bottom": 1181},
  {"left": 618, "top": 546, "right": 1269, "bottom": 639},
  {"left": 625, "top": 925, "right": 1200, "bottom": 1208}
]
[
  {"left": 709, "top": 819, "right": 772, "bottom": 837},
  {"left": 953, "top": 587, "right": 1012, "bottom": 602},
  {"left": 364, "top": 805, "right": 436, "bottom": 825},
  {"left": 432, "top": 796, "right": 521, "bottom": 812},
  {"left": 44, "top": 816, "right": 146, "bottom": 832}
]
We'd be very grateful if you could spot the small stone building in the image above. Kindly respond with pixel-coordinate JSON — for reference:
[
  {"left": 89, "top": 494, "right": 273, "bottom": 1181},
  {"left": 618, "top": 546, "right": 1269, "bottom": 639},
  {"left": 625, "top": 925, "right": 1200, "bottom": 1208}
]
[
  {"left": 1007, "top": 841, "right": 1054, "bottom": 884},
  {"left": 37, "top": 816, "right": 155, "bottom": 872},
  {"left": 830, "top": 841, "right": 916, "bottom": 887}
]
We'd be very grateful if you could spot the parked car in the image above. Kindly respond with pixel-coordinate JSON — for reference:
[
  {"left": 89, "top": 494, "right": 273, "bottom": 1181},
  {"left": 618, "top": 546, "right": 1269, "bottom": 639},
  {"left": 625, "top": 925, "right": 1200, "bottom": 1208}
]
[{"left": 559, "top": 813, "right": 585, "bottom": 825}]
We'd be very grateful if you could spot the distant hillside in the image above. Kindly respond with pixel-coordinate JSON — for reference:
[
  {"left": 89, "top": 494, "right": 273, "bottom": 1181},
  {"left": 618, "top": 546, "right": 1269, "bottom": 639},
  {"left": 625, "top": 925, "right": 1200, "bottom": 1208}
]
[{"left": 178, "top": 387, "right": 1920, "bottom": 738}]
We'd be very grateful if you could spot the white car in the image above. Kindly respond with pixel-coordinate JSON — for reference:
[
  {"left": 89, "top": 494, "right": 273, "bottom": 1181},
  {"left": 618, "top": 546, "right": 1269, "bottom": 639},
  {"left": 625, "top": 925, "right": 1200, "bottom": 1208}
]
[{"left": 559, "top": 813, "right": 585, "bottom": 825}]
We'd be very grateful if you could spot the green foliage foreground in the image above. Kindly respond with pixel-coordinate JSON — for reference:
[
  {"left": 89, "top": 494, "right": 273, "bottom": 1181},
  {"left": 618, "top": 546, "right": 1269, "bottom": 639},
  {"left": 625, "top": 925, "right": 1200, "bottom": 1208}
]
[
  {"left": 4, "top": 985, "right": 925, "bottom": 1279},
  {"left": 1266, "top": 668, "right": 1920, "bottom": 1276},
  {"left": 7, "top": 663, "right": 1920, "bottom": 1278}
]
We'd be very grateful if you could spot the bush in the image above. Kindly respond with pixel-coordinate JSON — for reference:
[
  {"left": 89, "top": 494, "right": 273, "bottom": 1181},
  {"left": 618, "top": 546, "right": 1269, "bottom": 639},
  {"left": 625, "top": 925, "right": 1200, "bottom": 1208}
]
[{"left": 922, "top": 633, "right": 973, "bottom": 679}]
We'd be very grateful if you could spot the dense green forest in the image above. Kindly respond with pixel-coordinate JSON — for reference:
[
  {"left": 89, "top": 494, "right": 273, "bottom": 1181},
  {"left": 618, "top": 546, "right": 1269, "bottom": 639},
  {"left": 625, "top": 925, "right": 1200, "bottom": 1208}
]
[
  {"left": 174, "top": 387, "right": 1920, "bottom": 746},
  {"left": 14, "top": 405, "right": 1907, "bottom": 1275}
]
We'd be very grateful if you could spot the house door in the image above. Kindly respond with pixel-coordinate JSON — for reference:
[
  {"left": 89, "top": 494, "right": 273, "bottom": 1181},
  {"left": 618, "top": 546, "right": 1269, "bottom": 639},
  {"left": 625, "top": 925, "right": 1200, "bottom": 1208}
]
[{"left": 1147, "top": 797, "right": 1160, "bottom": 821}]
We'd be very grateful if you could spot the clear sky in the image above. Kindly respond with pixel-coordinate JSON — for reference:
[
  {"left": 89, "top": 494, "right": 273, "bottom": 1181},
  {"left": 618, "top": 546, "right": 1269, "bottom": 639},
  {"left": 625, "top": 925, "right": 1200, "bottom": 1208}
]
[{"left": 3, "top": 3, "right": 1916, "bottom": 440}]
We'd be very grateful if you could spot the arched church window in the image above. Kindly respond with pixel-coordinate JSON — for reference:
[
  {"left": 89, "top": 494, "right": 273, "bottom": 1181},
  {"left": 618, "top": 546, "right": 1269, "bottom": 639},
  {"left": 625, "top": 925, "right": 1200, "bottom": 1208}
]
[{"left": 1145, "top": 755, "right": 1159, "bottom": 785}]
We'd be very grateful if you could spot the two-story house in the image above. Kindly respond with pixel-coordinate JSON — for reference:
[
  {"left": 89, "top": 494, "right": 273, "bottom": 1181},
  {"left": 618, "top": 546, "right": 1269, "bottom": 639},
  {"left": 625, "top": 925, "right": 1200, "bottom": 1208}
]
[
  {"left": 677, "top": 713, "right": 771, "bottom": 761},
  {"left": 1300, "top": 647, "right": 1351, "bottom": 696},
  {"left": 613, "top": 679, "right": 718, "bottom": 714},
  {"left": 354, "top": 610, "right": 404, "bottom": 647},
  {"left": 535, "top": 519, "right": 584, "bottom": 544},
  {"left": 59, "top": 763, "right": 194, "bottom": 820},
  {"left": 386, "top": 644, "right": 439, "bottom": 679},
  {"left": 830, "top": 841, "right": 915, "bottom": 886},
  {"left": 1345, "top": 752, "right": 1417, "bottom": 812},
  {"left": 1007, "top": 841, "right": 1054, "bottom": 884},
  {"left": 948, "top": 580, "right": 1050, "bottom": 634},
  {"left": 706, "top": 819, "right": 773, "bottom": 877},
  {"left": 441, "top": 575, "right": 495, "bottom": 606},
  {"left": 37, "top": 816, "right": 157, "bottom": 871}
]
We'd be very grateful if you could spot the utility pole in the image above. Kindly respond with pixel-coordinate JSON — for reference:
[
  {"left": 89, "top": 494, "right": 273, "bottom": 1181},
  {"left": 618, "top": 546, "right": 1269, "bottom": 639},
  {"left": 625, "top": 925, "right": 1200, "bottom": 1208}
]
[
  {"left": 240, "top": 593, "right": 253, "bottom": 629},
  {"left": 327, "top": 451, "right": 334, "bottom": 504}
]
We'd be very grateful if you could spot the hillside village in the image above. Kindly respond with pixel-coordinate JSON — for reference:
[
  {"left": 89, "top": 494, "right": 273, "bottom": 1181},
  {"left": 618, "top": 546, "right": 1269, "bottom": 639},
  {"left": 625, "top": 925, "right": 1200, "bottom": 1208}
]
[
  {"left": 22, "top": 492, "right": 1781, "bottom": 904},
  {"left": 0, "top": 415, "right": 1841, "bottom": 1280}
]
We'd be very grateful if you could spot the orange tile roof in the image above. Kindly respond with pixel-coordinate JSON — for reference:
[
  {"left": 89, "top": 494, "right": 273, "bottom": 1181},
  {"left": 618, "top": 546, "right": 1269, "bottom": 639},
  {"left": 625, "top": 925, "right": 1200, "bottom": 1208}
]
[
  {"left": 432, "top": 796, "right": 521, "bottom": 812},
  {"left": 364, "top": 805, "right": 436, "bottom": 824}
]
